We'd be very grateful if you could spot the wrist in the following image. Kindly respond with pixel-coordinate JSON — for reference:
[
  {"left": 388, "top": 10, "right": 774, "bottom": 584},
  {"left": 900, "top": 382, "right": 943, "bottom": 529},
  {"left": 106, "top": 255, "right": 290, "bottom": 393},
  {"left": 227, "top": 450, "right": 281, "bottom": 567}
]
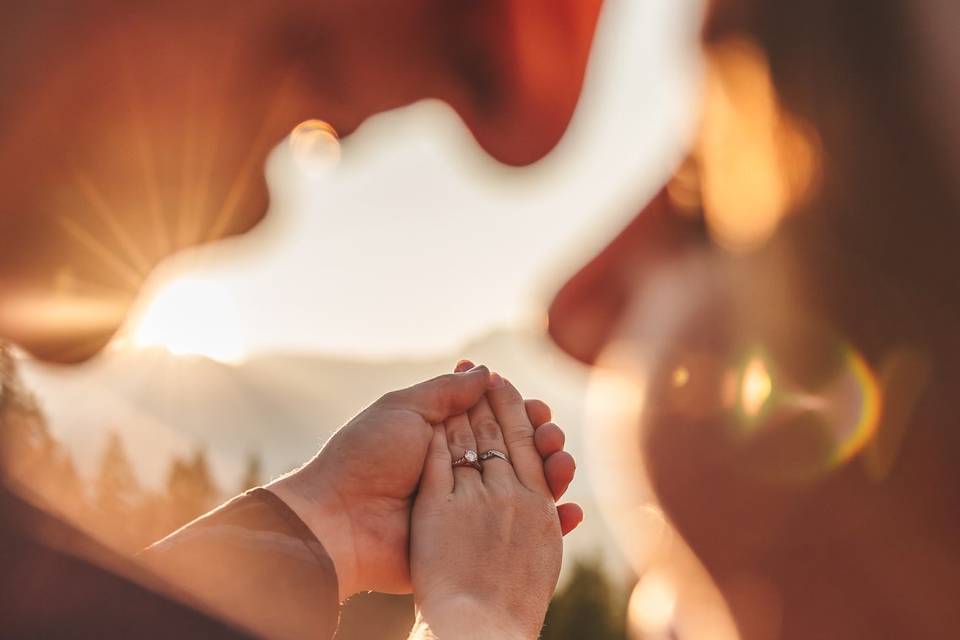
[
  {"left": 266, "top": 463, "right": 360, "bottom": 601},
  {"left": 416, "top": 595, "right": 535, "bottom": 640}
]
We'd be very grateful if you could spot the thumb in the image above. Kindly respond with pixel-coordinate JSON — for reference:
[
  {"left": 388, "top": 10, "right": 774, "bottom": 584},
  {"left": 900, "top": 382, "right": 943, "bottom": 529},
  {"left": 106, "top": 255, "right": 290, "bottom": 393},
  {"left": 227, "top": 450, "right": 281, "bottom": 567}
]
[
  {"left": 388, "top": 365, "right": 490, "bottom": 423},
  {"left": 420, "top": 424, "right": 453, "bottom": 496}
]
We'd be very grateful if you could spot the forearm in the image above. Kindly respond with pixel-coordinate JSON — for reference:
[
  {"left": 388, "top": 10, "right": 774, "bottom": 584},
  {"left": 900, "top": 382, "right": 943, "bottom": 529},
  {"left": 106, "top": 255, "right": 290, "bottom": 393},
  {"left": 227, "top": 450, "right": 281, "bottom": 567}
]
[
  {"left": 141, "top": 489, "right": 341, "bottom": 640},
  {"left": 266, "top": 464, "right": 361, "bottom": 601},
  {"left": 410, "top": 599, "right": 534, "bottom": 640}
]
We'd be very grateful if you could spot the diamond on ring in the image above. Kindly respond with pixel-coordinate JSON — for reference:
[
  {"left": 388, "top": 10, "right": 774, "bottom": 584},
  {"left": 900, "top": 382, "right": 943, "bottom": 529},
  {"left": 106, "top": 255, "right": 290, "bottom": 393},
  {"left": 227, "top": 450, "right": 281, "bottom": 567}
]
[{"left": 452, "top": 450, "right": 482, "bottom": 471}]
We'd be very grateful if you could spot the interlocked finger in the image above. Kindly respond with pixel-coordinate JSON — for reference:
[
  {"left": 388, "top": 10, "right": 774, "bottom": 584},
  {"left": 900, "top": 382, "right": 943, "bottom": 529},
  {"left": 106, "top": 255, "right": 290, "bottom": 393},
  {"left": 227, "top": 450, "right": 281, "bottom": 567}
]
[
  {"left": 444, "top": 412, "right": 482, "bottom": 490},
  {"left": 486, "top": 375, "right": 551, "bottom": 495},
  {"left": 467, "top": 393, "right": 517, "bottom": 486}
]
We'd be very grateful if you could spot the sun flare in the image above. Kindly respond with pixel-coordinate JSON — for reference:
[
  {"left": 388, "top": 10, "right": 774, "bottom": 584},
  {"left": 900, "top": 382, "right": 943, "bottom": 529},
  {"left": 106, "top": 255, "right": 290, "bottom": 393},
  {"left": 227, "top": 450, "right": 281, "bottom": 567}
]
[{"left": 129, "top": 276, "right": 246, "bottom": 363}]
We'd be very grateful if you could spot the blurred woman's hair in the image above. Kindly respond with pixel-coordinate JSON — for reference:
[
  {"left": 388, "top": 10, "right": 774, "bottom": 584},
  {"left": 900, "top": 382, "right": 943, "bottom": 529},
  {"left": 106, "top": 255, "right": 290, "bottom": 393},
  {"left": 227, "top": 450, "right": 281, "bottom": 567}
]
[{"left": 707, "top": 0, "right": 960, "bottom": 330}]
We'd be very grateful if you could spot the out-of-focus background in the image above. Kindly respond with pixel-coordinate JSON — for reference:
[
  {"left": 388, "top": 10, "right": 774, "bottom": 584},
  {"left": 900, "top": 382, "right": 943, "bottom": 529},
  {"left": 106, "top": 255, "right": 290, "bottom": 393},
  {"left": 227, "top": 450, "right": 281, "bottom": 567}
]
[{"left": 4, "top": 0, "right": 703, "bottom": 637}]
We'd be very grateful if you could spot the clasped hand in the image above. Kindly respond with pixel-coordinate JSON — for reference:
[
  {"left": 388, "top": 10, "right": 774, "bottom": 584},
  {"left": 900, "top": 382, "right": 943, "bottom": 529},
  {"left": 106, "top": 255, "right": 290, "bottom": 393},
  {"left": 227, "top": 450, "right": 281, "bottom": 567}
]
[{"left": 269, "top": 362, "right": 581, "bottom": 637}]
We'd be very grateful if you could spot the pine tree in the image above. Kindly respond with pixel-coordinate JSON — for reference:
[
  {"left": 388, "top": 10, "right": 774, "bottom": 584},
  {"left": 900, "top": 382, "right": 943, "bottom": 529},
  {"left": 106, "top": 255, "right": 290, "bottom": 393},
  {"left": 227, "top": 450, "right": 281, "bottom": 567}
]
[
  {"left": 165, "top": 448, "right": 220, "bottom": 529},
  {"left": 44, "top": 448, "right": 86, "bottom": 519},
  {"left": 189, "top": 449, "right": 218, "bottom": 508},
  {"left": 0, "top": 342, "right": 19, "bottom": 410},
  {"left": 238, "top": 452, "right": 264, "bottom": 493},
  {"left": 541, "top": 556, "right": 630, "bottom": 640},
  {"left": 95, "top": 431, "right": 141, "bottom": 515},
  {"left": 0, "top": 342, "right": 55, "bottom": 481},
  {"left": 91, "top": 430, "right": 143, "bottom": 550}
]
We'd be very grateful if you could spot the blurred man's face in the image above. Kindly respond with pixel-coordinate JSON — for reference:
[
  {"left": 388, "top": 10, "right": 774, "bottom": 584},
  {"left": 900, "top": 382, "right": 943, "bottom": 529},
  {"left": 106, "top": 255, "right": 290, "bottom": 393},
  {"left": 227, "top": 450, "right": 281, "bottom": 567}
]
[{"left": 0, "top": 0, "right": 601, "bottom": 362}]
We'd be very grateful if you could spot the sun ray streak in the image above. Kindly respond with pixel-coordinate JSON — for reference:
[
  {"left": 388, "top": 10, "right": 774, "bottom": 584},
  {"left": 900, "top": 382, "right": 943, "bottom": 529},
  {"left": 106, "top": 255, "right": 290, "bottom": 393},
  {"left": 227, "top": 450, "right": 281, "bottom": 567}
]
[
  {"left": 58, "top": 217, "right": 144, "bottom": 290},
  {"left": 64, "top": 274, "right": 137, "bottom": 299},
  {"left": 203, "top": 69, "right": 300, "bottom": 242},
  {"left": 74, "top": 173, "right": 153, "bottom": 275},
  {"left": 177, "top": 71, "right": 201, "bottom": 249},
  {"left": 191, "top": 126, "right": 220, "bottom": 247},
  {"left": 127, "top": 86, "right": 171, "bottom": 258},
  {"left": 111, "top": 30, "right": 171, "bottom": 260},
  {"left": 190, "top": 45, "right": 234, "bottom": 248}
]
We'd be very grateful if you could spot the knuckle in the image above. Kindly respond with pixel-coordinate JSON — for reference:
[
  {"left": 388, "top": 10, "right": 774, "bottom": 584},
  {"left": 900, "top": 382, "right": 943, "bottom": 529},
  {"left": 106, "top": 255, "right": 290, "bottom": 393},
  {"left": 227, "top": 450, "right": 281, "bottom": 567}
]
[
  {"left": 535, "top": 424, "right": 563, "bottom": 448},
  {"left": 473, "top": 417, "right": 502, "bottom": 441},
  {"left": 450, "top": 430, "right": 474, "bottom": 448},
  {"left": 504, "top": 428, "right": 536, "bottom": 448},
  {"left": 535, "top": 499, "right": 559, "bottom": 527},
  {"left": 543, "top": 422, "right": 564, "bottom": 436},
  {"left": 545, "top": 450, "right": 573, "bottom": 472},
  {"left": 490, "top": 383, "right": 524, "bottom": 405},
  {"left": 491, "top": 484, "right": 518, "bottom": 505},
  {"left": 428, "top": 448, "right": 447, "bottom": 460},
  {"left": 378, "top": 390, "right": 400, "bottom": 405},
  {"left": 433, "top": 373, "right": 454, "bottom": 389},
  {"left": 480, "top": 490, "right": 509, "bottom": 514},
  {"left": 501, "top": 389, "right": 525, "bottom": 407}
]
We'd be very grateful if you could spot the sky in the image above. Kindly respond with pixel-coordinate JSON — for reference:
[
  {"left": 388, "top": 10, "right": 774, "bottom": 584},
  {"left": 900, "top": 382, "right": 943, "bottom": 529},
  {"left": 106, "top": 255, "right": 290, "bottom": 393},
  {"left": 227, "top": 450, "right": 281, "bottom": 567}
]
[
  {"left": 21, "top": 0, "right": 707, "bottom": 591},
  {"left": 117, "top": 0, "right": 703, "bottom": 362}
]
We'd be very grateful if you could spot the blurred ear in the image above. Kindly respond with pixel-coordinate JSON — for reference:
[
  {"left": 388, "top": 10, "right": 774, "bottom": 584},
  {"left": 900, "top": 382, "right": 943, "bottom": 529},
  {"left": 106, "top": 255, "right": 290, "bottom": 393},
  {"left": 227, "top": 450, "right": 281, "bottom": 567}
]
[{"left": 449, "top": 0, "right": 604, "bottom": 166}]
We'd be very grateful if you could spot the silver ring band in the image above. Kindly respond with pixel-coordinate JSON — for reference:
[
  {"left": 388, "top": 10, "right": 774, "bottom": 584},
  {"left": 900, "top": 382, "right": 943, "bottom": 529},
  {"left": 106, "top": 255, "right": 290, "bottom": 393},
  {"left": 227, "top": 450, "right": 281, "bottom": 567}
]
[{"left": 479, "top": 449, "right": 510, "bottom": 464}]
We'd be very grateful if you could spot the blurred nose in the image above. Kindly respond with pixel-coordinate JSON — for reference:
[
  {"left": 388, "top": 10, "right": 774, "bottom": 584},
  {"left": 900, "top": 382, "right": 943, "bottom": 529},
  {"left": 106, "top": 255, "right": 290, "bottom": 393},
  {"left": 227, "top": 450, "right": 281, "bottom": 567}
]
[{"left": 547, "top": 187, "right": 706, "bottom": 365}]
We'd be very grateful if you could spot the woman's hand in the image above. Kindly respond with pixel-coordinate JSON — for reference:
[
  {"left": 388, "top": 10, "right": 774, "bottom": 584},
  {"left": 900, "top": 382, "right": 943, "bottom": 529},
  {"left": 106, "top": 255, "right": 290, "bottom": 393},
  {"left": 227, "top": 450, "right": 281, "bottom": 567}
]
[
  {"left": 269, "top": 364, "right": 580, "bottom": 601},
  {"left": 410, "top": 376, "right": 568, "bottom": 639}
]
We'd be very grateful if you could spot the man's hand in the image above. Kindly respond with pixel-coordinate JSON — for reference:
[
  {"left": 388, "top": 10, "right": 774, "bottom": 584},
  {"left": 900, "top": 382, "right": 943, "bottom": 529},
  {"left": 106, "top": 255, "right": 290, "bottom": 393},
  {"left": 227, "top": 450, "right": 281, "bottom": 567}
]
[{"left": 268, "top": 364, "right": 580, "bottom": 600}]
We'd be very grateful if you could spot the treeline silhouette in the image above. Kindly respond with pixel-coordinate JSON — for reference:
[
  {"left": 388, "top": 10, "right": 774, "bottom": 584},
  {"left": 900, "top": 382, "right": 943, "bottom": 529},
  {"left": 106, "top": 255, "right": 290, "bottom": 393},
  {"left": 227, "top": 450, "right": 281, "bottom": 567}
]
[
  {"left": 1, "top": 343, "right": 632, "bottom": 639},
  {"left": 0, "top": 343, "right": 262, "bottom": 554}
]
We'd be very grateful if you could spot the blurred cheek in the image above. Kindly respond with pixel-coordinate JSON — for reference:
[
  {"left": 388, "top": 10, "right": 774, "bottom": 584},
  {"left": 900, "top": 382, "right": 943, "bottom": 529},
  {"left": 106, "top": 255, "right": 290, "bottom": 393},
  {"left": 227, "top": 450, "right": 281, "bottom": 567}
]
[{"left": 584, "top": 242, "right": 885, "bottom": 569}]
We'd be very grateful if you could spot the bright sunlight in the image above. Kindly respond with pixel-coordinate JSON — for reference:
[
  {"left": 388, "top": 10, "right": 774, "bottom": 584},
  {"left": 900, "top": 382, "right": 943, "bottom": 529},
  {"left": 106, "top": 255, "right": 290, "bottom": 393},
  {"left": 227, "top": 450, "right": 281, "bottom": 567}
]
[{"left": 130, "top": 276, "right": 246, "bottom": 363}]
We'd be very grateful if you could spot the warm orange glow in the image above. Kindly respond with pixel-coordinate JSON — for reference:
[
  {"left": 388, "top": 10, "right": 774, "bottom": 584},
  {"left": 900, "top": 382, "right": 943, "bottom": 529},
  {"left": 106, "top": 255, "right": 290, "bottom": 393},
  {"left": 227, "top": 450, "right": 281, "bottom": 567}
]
[
  {"left": 289, "top": 119, "right": 341, "bottom": 177},
  {"left": 698, "top": 38, "right": 819, "bottom": 252},
  {"left": 740, "top": 356, "right": 772, "bottom": 418},
  {"left": 629, "top": 571, "right": 677, "bottom": 635},
  {"left": 672, "top": 366, "right": 691, "bottom": 388},
  {"left": 0, "top": 294, "right": 128, "bottom": 337}
]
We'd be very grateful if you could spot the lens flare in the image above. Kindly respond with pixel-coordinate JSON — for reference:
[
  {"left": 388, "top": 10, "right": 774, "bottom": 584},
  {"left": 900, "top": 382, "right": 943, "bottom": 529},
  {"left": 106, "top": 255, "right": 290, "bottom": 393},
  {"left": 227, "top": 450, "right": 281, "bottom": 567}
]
[
  {"left": 629, "top": 571, "right": 677, "bottom": 636},
  {"left": 289, "top": 119, "right": 340, "bottom": 177},
  {"left": 729, "top": 343, "right": 883, "bottom": 470},
  {"left": 698, "top": 37, "right": 820, "bottom": 252},
  {"left": 588, "top": 343, "right": 744, "bottom": 640},
  {"left": 739, "top": 355, "right": 772, "bottom": 420},
  {"left": 824, "top": 347, "right": 883, "bottom": 465}
]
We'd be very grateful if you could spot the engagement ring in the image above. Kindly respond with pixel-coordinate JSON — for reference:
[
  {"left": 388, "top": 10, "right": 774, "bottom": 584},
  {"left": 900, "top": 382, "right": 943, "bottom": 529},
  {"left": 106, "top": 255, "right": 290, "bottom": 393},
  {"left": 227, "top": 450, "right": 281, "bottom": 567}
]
[{"left": 452, "top": 449, "right": 482, "bottom": 471}]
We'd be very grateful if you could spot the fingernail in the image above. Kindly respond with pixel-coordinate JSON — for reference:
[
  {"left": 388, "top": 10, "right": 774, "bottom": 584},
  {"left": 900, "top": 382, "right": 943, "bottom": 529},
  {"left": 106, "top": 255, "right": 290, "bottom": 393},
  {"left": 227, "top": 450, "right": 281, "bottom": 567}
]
[
  {"left": 455, "top": 359, "right": 473, "bottom": 373},
  {"left": 488, "top": 372, "right": 504, "bottom": 389}
]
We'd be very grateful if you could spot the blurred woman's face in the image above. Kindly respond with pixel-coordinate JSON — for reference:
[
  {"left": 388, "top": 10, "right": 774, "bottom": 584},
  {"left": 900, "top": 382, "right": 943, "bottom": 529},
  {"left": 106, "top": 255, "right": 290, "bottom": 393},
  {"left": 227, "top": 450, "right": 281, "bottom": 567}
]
[
  {"left": 549, "top": 35, "right": 892, "bottom": 635},
  {"left": 553, "top": 190, "right": 882, "bottom": 537}
]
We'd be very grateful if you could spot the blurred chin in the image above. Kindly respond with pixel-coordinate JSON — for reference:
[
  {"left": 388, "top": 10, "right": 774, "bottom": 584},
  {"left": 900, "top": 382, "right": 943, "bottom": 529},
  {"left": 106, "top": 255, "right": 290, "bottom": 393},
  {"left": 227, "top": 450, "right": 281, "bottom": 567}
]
[{"left": 468, "top": 114, "right": 571, "bottom": 167}]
